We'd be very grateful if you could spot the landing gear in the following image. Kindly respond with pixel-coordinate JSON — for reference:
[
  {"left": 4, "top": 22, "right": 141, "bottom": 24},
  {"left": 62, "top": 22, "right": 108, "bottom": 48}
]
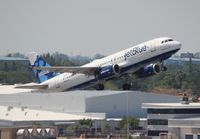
[
  {"left": 122, "top": 83, "right": 131, "bottom": 90},
  {"left": 162, "top": 66, "right": 167, "bottom": 71},
  {"left": 161, "top": 61, "right": 167, "bottom": 71},
  {"left": 96, "top": 83, "right": 104, "bottom": 90}
]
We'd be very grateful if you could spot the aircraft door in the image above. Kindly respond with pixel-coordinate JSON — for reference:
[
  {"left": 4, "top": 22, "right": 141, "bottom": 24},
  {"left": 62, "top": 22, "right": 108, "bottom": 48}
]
[
  {"left": 55, "top": 76, "right": 60, "bottom": 88},
  {"left": 150, "top": 40, "right": 156, "bottom": 52}
]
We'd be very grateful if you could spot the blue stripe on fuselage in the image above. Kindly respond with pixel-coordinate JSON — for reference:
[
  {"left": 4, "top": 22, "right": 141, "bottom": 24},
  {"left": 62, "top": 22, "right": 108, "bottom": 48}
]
[{"left": 65, "top": 48, "right": 180, "bottom": 91}]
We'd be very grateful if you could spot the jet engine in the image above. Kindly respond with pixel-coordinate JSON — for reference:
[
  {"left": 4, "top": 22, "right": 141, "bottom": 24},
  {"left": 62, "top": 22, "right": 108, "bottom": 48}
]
[
  {"left": 136, "top": 63, "right": 161, "bottom": 78},
  {"left": 94, "top": 64, "right": 120, "bottom": 79}
]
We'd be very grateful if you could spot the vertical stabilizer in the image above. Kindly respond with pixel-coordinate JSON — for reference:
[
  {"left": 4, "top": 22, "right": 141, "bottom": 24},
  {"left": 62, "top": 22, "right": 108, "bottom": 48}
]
[{"left": 28, "top": 52, "right": 59, "bottom": 83}]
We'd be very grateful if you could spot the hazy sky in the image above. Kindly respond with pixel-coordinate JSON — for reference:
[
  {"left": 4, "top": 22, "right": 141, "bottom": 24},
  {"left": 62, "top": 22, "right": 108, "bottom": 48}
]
[{"left": 0, "top": 0, "right": 199, "bottom": 56}]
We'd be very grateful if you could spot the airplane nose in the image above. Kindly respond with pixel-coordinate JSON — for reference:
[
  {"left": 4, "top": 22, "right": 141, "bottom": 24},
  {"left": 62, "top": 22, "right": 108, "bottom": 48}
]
[{"left": 174, "top": 41, "right": 182, "bottom": 49}]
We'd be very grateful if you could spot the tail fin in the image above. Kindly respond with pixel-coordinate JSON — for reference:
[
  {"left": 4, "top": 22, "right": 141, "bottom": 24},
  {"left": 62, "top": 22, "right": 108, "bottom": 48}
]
[{"left": 28, "top": 52, "right": 59, "bottom": 83}]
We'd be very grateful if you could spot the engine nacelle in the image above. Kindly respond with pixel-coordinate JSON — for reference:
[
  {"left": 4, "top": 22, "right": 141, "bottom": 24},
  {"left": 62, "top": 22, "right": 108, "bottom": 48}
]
[
  {"left": 94, "top": 64, "right": 120, "bottom": 79},
  {"left": 136, "top": 63, "right": 161, "bottom": 78}
]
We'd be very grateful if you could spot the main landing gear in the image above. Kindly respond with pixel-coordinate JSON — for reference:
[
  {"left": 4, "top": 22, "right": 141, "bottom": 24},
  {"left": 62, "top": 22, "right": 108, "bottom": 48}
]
[
  {"left": 95, "top": 83, "right": 105, "bottom": 90},
  {"left": 162, "top": 66, "right": 167, "bottom": 71},
  {"left": 122, "top": 83, "right": 131, "bottom": 90},
  {"left": 96, "top": 83, "right": 131, "bottom": 91},
  {"left": 121, "top": 74, "right": 132, "bottom": 90},
  {"left": 161, "top": 61, "right": 167, "bottom": 71}
]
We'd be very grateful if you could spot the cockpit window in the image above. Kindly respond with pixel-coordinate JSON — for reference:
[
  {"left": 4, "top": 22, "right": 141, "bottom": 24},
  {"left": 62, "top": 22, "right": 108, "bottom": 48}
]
[{"left": 161, "top": 39, "right": 173, "bottom": 44}]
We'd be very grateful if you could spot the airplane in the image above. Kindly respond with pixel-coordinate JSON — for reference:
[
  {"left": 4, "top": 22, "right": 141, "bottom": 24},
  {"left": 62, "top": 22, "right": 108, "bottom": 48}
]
[{"left": 15, "top": 37, "right": 181, "bottom": 92}]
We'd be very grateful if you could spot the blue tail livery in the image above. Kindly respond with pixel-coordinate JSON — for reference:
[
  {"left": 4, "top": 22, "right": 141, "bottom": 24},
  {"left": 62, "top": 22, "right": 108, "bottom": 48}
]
[{"left": 28, "top": 52, "right": 59, "bottom": 83}]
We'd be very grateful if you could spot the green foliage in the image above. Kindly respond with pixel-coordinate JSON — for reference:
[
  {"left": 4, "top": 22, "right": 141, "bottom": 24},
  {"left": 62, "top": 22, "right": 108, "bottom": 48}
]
[
  {"left": 104, "top": 81, "right": 119, "bottom": 90},
  {"left": 103, "top": 124, "right": 111, "bottom": 134},
  {"left": 77, "top": 119, "right": 93, "bottom": 134},
  {"left": 123, "top": 63, "right": 200, "bottom": 95},
  {"left": 118, "top": 116, "right": 139, "bottom": 130},
  {"left": 79, "top": 119, "right": 93, "bottom": 128},
  {"left": 0, "top": 60, "right": 35, "bottom": 84}
]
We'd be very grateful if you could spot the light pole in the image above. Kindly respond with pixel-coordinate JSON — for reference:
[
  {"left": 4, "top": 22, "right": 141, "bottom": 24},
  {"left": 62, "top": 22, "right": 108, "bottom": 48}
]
[{"left": 126, "top": 91, "right": 129, "bottom": 138}]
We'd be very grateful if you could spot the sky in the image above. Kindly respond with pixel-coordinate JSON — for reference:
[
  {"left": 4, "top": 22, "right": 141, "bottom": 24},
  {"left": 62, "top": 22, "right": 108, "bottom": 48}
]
[{"left": 0, "top": 0, "right": 200, "bottom": 56}]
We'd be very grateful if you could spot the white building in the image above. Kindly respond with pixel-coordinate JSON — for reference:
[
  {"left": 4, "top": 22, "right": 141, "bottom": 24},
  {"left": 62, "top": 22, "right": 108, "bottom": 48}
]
[
  {"left": 0, "top": 90, "right": 180, "bottom": 139},
  {"left": 142, "top": 101, "right": 200, "bottom": 139},
  {"left": 0, "top": 90, "right": 180, "bottom": 119}
]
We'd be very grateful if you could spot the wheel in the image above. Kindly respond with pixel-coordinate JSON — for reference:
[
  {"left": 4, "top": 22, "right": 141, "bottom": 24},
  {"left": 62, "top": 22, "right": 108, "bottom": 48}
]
[
  {"left": 162, "top": 66, "right": 167, "bottom": 71},
  {"left": 94, "top": 70, "right": 100, "bottom": 79},
  {"left": 96, "top": 84, "right": 104, "bottom": 90},
  {"left": 122, "top": 83, "right": 131, "bottom": 90}
]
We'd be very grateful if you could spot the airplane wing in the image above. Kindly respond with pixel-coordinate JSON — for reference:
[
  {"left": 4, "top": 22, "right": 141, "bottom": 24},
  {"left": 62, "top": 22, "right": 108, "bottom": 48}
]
[
  {"left": 33, "top": 66, "right": 99, "bottom": 75},
  {"left": 15, "top": 83, "right": 48, "bottom": 89}
]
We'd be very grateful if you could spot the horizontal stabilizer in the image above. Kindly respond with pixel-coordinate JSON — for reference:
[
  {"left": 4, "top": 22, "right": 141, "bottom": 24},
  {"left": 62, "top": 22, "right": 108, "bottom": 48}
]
[
  {"left": 15, "top": 83, "right": 48, "bottom": 90},
  {"left": 33, "top": 66, "right": 99, "bottom": 75}
]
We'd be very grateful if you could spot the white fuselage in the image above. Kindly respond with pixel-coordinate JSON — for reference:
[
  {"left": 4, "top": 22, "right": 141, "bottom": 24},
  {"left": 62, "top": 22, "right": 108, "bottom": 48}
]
[{"left": 40, "top": 37, "right": 181, "bottom": 91}]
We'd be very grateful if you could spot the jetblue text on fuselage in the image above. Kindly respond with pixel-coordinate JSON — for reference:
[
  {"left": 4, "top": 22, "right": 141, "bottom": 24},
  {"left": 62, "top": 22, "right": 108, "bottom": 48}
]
[{"left": 124, "top": 45, "right": 147, "bottom": 60}]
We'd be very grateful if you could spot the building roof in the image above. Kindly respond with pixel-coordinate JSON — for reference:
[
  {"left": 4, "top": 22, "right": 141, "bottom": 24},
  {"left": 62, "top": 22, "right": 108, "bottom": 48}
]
[
  {"left": 0, "top": 56, "right": 27, "bottom": 61},
  {"left": 0, "top": 90, "right": 180, "bottom": 119},
  {"left": 0, "top": 85, "right": 32, "bottom": 94},
  {"left": 0, "top": 105, "right": 104, "bottom": 122},
  {"left": 169, "top": 57, "right": 200, "bottom": 62},
  {"left": 142, "top": 102, "right": 200, "bottom": 109},
  {"left": 166, "top": 57, "right": 200, "bottom": 64}
]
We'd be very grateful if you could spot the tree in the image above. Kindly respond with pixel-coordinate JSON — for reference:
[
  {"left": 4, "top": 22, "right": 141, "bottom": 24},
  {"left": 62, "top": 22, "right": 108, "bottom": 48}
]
[
  {"left": 103, "top": 124, "right": 111, "bottom": 135},
  {"left": 118, "top": 116, "right": 139, "bottom": 130},
  {"left": 43, "top": 52, "right": 56, "bottom": 66},
  {"left": 3, "top": 62, "right": 9, "bottom": 71},
  {"left": 0, "top": 72, "right": 7, "bottom": 84},
  {"left": 77, "top": 119, "right": 93, "bottom": 135},
  {"left": 129, "top": 117, "right": 139, "bottom": 130},
  {"left": 118, "top": 116, "right": 127, "bottom": 130},
  {"left": 175, "top": 70, "right": 186, "bottom": 89},
  {"left": 11, "top": 61, "right": 17, "bottom": 71}
]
